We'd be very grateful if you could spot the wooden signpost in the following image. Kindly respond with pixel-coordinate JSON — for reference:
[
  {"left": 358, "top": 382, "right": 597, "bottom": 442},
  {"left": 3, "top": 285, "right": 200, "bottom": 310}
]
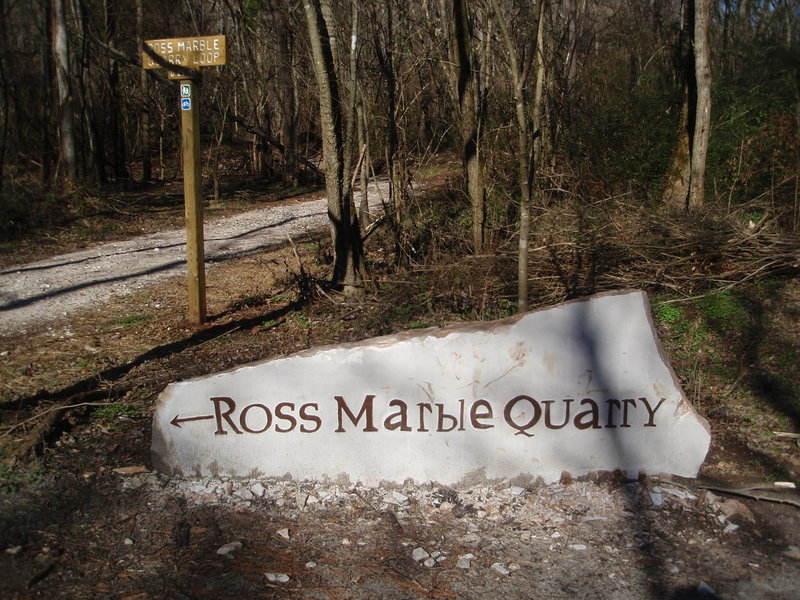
[{"left": 142, "top": 35, "right": 227, "bottom": 324}]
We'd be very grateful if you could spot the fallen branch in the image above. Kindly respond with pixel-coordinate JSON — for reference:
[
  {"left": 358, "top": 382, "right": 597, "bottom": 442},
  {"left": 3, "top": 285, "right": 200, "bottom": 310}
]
[
  {"left": 1, "top": 400, "right": 120, "bottom": 439},
  {"left": 696, "top": 484, "right": 800, "bottom": 509},
  {"left": 9, "top": 386, "right": 130, "bottom": 462}
]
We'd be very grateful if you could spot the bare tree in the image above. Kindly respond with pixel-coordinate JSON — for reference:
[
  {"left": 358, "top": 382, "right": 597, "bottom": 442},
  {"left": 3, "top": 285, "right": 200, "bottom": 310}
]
[
  {"left": 51, "top": 0, "right": 77, "bottom": 184},
  {"left": 276, "top": 1, "right": 298, "bottom": 187},
  {"left": 303, "top": 0, "right": 364, "bottom": 294},
  {"left": 449, "top": 0, "right": 487, "bottom": 253},
  {"left": 689, "top": 0, "right": 711, "bottom": 212},
  {"left": 663, "top": 0, "right": 712, "bottom": 213},
  {"left": 491, "top": 0, "right": 546, "bottom": 312},
  {"left": 136, "top": 0, "right": 152, "bottom": 181}
]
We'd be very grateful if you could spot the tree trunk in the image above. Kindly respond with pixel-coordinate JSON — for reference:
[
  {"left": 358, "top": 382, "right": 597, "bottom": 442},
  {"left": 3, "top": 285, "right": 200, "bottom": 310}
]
[
  {"left": 276, "top": 2, "right": 298, "bottom": 187},
  {"left": 689, "top": 0, "right": 711, "bottom": 212},
  {"left": 0, "top": 0, "right": 9, "bottom": 191},
  {"left": 136, "top": 0, "right": 151, "bottom": 181},
  {"left": 452, "top": 0, "right": 486, "bottom": 253},
  {"left": 41, "top": 0, "right": 53, "bottom": 183},
  {"left": 345, "top": 0, "right": 359, "bottom": 203},
  {"left": 357, "top": 91, "right": 370, "bottom": 227},
  {"left": 372, "top": 1, "right": 404, "bottom": 262},
  {"left": 662, "top": 93, "right": 691, "bottom": 211},
  {"left": 662, "top": 0, "right": 711, "bottom": 213},
  {"left": 491, "top": 0, "right": 544, "bottom": 313},
  {"left": 303, "top": 0, "right": 364, "bottom": 295},
  {"left": 104, "top": 0, "right": 127, "bottom": 181},
  {"left": 51, "top": 0, "right": 77, "bottom": 185}
]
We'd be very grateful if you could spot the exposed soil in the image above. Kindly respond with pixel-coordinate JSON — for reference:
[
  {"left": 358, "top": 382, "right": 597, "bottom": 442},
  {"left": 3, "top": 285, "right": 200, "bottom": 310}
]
[{"left": 1, "top": 176, "right": 799, "bottom": 599}]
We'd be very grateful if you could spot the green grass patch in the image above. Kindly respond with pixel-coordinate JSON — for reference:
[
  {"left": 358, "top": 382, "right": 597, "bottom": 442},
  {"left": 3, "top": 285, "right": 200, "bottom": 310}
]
[
  {"left": 696, "top": 289, "right": 751, "bottom": 334},
  {"left": 93, "top": 403, "right": 140, "bottom": 421},
  {"left": 652, "top": 301, "right": 685, "bottom": 327},
  {"left": 293, "top": 312, "right": 312, "bottom": 329},
  {"left": 0, "top": 461, "right": 45, "bottom": 494},
  {"left": 116, "top": 313, "right": 148, "bottom": 328}
]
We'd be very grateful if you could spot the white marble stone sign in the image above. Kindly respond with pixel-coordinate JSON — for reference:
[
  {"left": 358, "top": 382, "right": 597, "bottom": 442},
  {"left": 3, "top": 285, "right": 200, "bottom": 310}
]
[{"left": 152, "top": 290, "right": 711, "bottom": 486}]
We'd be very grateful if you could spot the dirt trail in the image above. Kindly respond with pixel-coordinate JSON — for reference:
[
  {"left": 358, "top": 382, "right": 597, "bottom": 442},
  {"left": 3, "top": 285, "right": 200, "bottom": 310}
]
[{"left": 0, "top": 187, "right": 386, "bottom": 335}]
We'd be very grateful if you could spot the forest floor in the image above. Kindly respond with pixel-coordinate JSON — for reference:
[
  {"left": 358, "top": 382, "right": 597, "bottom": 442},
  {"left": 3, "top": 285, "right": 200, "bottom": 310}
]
[{"left": 0, "top": 169, "right": 799, "bottom": 599}]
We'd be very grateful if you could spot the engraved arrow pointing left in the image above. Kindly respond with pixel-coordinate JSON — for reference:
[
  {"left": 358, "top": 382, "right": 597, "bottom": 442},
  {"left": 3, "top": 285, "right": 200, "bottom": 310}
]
[{"left": 170, "top": 414, "right": 214, "bottom": 428}]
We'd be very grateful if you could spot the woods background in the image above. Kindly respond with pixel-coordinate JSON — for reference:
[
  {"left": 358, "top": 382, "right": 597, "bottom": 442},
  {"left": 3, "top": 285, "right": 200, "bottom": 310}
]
[{"left": 0, "top": 0, "right": 797, "bottom": 294}]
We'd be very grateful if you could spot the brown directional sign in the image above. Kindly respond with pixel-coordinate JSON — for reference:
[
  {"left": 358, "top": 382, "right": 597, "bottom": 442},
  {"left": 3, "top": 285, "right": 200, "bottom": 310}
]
[{"left": 142, "top": 35, "right": 226, "bottom": 74}]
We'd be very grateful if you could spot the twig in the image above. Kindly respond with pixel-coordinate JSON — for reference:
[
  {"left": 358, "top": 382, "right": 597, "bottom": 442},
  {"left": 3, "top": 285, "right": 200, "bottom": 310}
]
[
  {"left": 196, "top": 326, "right": 241, "bottom": 348},
  {"left": 286, "top": 234, "right": 306, "bottom": 277},
  {"left": 349, "top": 489, "right": 404, "bottom": 532},
  {"left": 315, "top": 283, "right": 340, "bottom": 305},
  {"left": 27, "top": 561, "right": 55, "bottom": 588},
  {"left": 2, "top": 401, "right": 119, "bottom": 438}
]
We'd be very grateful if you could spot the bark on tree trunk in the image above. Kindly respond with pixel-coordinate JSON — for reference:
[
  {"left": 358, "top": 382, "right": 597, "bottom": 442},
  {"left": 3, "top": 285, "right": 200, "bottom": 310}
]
[
  {"left": 452, "top": 0, "right": 486, "bottom": 253},
  {"left": 662, "top": 0, "right": 711, "bottom": 213},
  {"left": 136, "top": 0, "right": 151, "bottom": 181},
  {"left": 0, "top": 0, "right": 9, "bottom": 191},
  {"left": 276, "top": 3, "right": 298, "bottom": 187},
  {"left": 492, "top": 0, "right": 544, "bottom": 313},
  {"left": 662, "top": 93, "right": 691, "bottom": 211},
  {"left": 52, "top": 0, "right": 77, "bottom": 185},
  {"left": 357, "top": 92, "right": 370, "bottom": 227},
  {"left": 105, "top": 0, "right": 127, "bottom": 181},
  {"left": 689, "top": 0, "right": 711, "bottom": 212},
  {"left": 303, "top": 0, "right": 364, "bottom": 295}
]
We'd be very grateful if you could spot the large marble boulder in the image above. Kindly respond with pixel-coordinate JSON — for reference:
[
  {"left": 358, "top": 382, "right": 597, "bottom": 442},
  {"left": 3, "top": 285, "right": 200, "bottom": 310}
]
[{"left": 152, "top": 290, "right": 711, "bottom": 486}]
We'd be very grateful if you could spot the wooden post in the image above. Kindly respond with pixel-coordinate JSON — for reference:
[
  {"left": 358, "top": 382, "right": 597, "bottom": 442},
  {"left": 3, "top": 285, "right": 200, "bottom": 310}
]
[
  {"left": 180, "top": 78, "right": 206, "bottom": 324},
  {"left": 142, "top": 35, "right": 226, "bottom": 324}
]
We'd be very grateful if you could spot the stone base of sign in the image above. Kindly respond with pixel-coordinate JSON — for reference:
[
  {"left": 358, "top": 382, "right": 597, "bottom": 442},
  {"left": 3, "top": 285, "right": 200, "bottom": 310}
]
[{"left": 152, "top": 290, "right": 711, "bottom": 486}]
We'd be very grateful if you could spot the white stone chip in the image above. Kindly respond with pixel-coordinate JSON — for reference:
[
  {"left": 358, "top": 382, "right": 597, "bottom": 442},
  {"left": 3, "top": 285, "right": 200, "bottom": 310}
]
[
  {"left": 491, "top": 562, "right": 511, "bottom": 576},
  {"left": 661, "top": 486, "right": 693, "bottom": 500},
  {"left": 649, "top": 490, "right": 664, "bottom": 506},
  {"left": 723, "top": 522, "right": 740, "bottom": 534},
  {"left": 456, "top": 553, "right": 475, "bottom": 570},
  {"left": 216, "top": 541, "right": 243, "bottom": 555},
  {"left": 234, "top": 488, "right": 254, "bottom": 501},
  {"left": 384, "top": 491, "right": 409, "bottom": 505},
  {"left": 412, "top": 547, "right": 430, "bottom": 562}
]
